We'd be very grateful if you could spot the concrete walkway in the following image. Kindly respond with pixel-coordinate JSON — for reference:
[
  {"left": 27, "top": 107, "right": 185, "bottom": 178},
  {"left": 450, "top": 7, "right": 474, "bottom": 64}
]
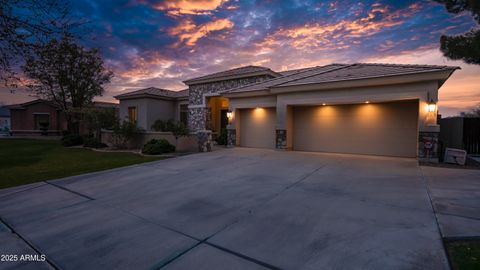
[{"left": 0, "top": 148, "right": 479, "bottom": 270}]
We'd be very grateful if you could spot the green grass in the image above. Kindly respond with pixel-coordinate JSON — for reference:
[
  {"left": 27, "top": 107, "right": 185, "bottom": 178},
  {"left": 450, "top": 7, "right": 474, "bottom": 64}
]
[
  {"left": 446, "top": 240, "right": 480, "bottom": 270},
  {"left": 0, "top": 139, "right": 163, "bottom": 189}
]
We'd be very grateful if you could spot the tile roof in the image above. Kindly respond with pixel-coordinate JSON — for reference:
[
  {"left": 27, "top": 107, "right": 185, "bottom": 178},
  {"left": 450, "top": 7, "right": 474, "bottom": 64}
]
[
  {"left": 277, "top": 63, "right": 459, "bottom": 87},
  {"left": 225, "top": 64, "right": 348, "bottom": 93},
  {"left": 114, "top": 87, "right": 189, "bottom": 99},
  {"left": 183, "top": 65, "right": 279, "bottom": 84},
  {"left": 226, "top": 63, "right": 459, "bottom": 94}
]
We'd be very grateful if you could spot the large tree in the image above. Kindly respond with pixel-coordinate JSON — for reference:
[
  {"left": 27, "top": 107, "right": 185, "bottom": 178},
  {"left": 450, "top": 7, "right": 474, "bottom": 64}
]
[
  {"left": 22, "top": 34, "right": 113, "bottom": 133},
  {"left": 434, "top": 0, "right": 480, "bottom": 64},
  {"left": 0, "top": 0, "right": 81, "bottom": 86}
]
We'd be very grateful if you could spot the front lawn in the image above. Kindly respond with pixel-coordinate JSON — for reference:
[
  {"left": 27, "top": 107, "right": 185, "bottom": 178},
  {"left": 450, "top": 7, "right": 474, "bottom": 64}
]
[
  {"left": 446, "top": 240, "right": 480, "bottom": 270},
  {"left": 0, "top": 139, "right": 163, "bottom": 189}
]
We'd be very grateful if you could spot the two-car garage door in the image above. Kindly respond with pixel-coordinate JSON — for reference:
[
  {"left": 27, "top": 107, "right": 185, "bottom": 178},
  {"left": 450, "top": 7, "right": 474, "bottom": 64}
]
[
  {"left": 293, "top": 100, "right": 418, "bottom": 157},
  {"left": 239, "top": 100, "right": 418, "bottom": 157}
]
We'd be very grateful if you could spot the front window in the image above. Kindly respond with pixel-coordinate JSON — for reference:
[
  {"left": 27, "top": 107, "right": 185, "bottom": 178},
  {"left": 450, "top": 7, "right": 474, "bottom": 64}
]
[
  {"left": 128, "top": 107, "right": 137, "bottom": 124},
  {"left": 34, "top": 114, "right": 50, "bottom": 130},
  {"left": 180, "top": 104, "right": 188, "bottom": 126}
]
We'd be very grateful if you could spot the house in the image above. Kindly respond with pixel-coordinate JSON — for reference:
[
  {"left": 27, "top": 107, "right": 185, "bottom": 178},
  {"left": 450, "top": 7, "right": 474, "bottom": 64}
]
[
  {"left": 116, "top": 63, "right": 459, "bottom": 161},
  {"left": 0, "top": 106, "right": 10, "bottom": 132},
  {"left": 8, "top": 99, "right": 119, "bottom": 136},
  {"left": 114, "top": 88, "right": 189, "bottom": 130}
]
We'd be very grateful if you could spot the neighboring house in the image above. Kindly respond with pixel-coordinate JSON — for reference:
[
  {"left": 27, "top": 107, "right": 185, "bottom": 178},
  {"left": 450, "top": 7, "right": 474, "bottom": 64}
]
[
  {"left": 8, "top": 99, "right": 119, "bottom": 136},
  {"left": 114, "top": 87, "right": 189, "bottom": 130},
  {"left": 0, "top": 106, "right": 11, "bottom": 132},
  {"left": 116, "top": 63, "right": 459, "bottom": 161}
]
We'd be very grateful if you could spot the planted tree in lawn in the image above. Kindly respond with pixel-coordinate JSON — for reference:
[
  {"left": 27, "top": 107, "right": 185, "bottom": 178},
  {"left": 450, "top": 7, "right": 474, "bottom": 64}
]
[{"left": 22, "top": 34, "right": 113, "bottom": 134}]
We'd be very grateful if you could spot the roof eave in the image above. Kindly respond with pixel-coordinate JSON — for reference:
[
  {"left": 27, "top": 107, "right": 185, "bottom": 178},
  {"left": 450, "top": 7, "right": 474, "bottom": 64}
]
[
  {"left": 115, "top": 93, "right": 176, "bottom": 101},
  {"left": 183, "top": 70, "right": 281, "bottom": 85},
  {"left": 270, "top": 70, "right": 456, "bottom": 94}
]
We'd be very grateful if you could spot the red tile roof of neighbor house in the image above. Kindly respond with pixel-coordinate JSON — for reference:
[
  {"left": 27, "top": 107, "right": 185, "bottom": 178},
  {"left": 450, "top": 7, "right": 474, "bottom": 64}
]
[
  {"left": 114, "top": 87, "right": 189, "bottom": 100},
  {"left": 183, "top": 65, "right": 281, "bottom": 85},
  {"left": 225, "top": 63, "right": 460, "bottom": 94}
]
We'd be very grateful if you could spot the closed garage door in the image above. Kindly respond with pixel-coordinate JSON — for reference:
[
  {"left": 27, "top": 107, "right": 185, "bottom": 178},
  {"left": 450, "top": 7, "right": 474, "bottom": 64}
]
[
  {"left": 240, "top": 108, "right": 276, "bottom": 149},
  {"left": 293, "top": 100, "right": 418, "bottom": 157}
]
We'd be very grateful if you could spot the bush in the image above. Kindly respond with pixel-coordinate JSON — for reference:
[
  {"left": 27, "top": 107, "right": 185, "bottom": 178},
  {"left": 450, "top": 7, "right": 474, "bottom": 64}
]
[
  {"left": 151, "top": 119, "right": 175, "bottom": 132},
  {"left": 61, "top": 134, "right": 83, "bottom": 147},
  {"left": 83, "top": 137, "right": 107, "bottom": 148},
  {"left": 142, "top": 139, "right": 175, "bottom": 155},
  {"left": 216, "top": 128, "right": 227, "bottom": 145},
  {"left": 110, "top": 120, "right": 144, "bottom": 149}
]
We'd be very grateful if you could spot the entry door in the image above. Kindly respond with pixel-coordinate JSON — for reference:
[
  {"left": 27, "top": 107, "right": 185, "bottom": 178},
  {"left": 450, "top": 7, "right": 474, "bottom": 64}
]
[{"left": 293, "top": 100, "right": 419, "bottom": 157}]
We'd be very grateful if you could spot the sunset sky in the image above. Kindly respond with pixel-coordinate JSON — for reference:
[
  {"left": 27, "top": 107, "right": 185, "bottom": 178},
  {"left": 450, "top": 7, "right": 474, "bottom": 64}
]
[{"left": 1, "top": 0, "right": 479, "bottom": 116}]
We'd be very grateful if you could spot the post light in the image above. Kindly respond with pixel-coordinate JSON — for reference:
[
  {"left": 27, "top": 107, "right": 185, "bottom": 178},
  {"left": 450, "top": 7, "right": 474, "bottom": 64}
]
[{"left": 427, "top": 100, "right": 437, "bottom": 113}]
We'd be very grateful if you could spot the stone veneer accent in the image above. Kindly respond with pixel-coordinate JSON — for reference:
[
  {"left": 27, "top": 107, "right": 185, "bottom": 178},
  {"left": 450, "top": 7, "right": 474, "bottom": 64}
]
[
  {"left": 197, "top": 130, "right": 212, "bottom": 152},
  {"left": 227, "top": 128, "right": 236, "bottom": 147},
  {"left": 418, "top": 131, "right": 439, "bottom": 161},
  {"left": 188, "top": 107, "right": 206, "bottom": 131},
  {"left": 275, "top": 129, "right": 287, "bottom": 150},
  {"left": 188, "top": 75, "right": 274, "bottom": 130}
]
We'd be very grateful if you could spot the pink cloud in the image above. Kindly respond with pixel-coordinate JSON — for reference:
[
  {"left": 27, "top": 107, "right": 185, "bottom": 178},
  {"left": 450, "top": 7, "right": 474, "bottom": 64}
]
[
  {"left": 152, "top": 0, "right": 229, "bottom": 16},
  {"left": 167, "top": 18, "right": 234, "bottom": 46}
]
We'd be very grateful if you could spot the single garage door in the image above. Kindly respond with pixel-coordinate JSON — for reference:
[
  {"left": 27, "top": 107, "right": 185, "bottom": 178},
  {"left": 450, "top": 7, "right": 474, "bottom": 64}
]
[
  {"left": 240, "top": 107, "right": 276, "bottom": 149},
  {"left": 293, "top": 100, "right": 418, "bottom": 157}
]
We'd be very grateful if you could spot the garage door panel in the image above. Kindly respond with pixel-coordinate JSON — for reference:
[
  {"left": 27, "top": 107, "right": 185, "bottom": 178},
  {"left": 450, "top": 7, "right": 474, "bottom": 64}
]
[
  {"left": 240, "top": 108, "right": 276, "bottom": 149},
  {"left": 293, "top": 100, "right": 418, "bottom": 157}
]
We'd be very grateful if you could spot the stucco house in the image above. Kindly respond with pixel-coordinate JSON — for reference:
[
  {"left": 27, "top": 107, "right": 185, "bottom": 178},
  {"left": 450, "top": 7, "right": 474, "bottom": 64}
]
[
  {"left": 115, "top": 63, "right": 458, "bottom": 161},
  {"left": 114, "top": 88, "right": 189, "bottom": 130}
]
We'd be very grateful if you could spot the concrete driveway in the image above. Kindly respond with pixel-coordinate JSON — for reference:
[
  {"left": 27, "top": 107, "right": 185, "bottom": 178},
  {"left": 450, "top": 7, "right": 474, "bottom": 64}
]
[{"left": 1, "top": 148, "right": 479, "bottom": 270}]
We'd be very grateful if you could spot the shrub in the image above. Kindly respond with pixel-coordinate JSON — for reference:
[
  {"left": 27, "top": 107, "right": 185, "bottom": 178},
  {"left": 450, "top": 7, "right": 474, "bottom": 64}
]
[
  {"left": 216, "top": 128, "right": 227, "bottom": 145},
  {"left": 61, "top": 134, "right": 83, "bottom": 147},
  {"left": 110, "top": 120, "right": 144, "bottom": 149},
  {"left": 142, "top": 139, "right": 175, "bottom": 155},
  {"left": 151, "top": 119, "right": 175, "bottom": 132},
  {"left": 83, "top": 137, "right": 107, "bottom": 148}
]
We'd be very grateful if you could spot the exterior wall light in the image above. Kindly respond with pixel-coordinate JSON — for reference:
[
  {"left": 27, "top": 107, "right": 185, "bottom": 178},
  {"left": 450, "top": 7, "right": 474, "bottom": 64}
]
[
  {"left": 226, "top": 110, "right": 233, "bottom": 121},
  {"left": 427, "top": 100, "right": 437, "bottom": 113},
  {"left": 322, "top": 103, "right": 326, "bottom": 106},
  {"left": 365, "top": 101, "right": 370, "bottom": 104}
]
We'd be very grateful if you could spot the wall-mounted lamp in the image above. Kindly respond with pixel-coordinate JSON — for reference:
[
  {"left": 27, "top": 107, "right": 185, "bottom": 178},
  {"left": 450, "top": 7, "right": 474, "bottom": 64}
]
[
  {"left": 365, "top": 101, "right": 370, "bottom": 104},
  {"left": 226, "top": 110, "right": 233, "bottom": 121},
  {"left": 427, "top": 100, "right": 437, "bottom": 113}
]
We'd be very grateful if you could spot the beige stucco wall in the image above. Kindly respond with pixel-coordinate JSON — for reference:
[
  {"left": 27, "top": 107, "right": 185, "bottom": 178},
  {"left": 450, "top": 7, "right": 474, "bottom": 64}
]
[
  {"left": 119, "top": 98, "right": 177, "bottom": 130},
  {"left": 275, "top": 80, "right": 440, "bottom": 133}
]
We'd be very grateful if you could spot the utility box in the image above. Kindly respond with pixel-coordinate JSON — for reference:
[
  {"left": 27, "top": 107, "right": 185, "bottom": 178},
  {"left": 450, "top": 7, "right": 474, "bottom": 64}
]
[{"left": 444, "top": 148, "right": 467, "bottom": 165}]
